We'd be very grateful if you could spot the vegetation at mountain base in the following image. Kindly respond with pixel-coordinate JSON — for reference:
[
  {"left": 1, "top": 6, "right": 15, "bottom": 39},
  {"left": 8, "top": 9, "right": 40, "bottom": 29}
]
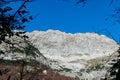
[{"left": 0, "top": 60, "right": 75, "bottom": 80}]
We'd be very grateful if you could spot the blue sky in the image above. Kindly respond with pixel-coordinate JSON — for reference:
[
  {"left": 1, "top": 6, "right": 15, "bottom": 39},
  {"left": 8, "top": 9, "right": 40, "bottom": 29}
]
[{"left": 11, "top": 0, "right": 120, "bottom": 43}]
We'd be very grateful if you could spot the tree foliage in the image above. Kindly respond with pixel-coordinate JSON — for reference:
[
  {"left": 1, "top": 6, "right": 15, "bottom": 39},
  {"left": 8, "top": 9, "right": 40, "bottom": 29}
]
[
  {"left": 0, "top": 0, "right": 33, "bottom": 54},
  {"left": 0, "top": 0, "right": 33, "bottom": 43}
]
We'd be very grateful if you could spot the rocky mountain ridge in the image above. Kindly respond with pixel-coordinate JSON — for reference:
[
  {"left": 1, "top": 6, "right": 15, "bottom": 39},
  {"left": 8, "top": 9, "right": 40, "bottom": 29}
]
[
  {"left": 27, "top": 30, "right": 118, "bottom": 55},
  {"left": 26, "top": 30, "right": 119, "bottom": 80}
]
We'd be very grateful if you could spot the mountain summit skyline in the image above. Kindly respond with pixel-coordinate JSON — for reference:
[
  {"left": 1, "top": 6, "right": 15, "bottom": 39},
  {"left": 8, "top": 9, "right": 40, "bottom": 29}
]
[{"left": 27, "top": 30, "right": 119, "bottom": 79}]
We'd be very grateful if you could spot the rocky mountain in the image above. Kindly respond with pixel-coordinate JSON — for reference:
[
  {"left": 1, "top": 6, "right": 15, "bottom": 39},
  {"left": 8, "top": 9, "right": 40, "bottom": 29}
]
[{"left": 26, "top": 30, "right": 119, "bottom": 80}]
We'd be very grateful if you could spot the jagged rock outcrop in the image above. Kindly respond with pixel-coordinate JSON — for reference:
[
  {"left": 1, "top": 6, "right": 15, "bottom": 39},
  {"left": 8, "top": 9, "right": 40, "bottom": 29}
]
[
  {"left": 26, "top": 30, "right": 119, "bottom": 80},
  {"left": 27, "top": 30, "right": 118, "bottom": 55}
]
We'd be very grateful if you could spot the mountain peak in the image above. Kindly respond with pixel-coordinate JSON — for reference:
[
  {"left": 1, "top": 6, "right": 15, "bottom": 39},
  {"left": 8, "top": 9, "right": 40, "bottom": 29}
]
[
  {"left": 27, "top": 30, "right": 118, "bottom": 55},
  {"left": 27, "top": 30, "right": 119, "bottom": 79}
]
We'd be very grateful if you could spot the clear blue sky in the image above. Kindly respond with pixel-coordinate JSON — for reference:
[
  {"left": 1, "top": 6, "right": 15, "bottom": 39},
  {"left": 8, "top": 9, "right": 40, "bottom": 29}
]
[{"left": 12, "top": 0, "right": 120, "bottom": 43}]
